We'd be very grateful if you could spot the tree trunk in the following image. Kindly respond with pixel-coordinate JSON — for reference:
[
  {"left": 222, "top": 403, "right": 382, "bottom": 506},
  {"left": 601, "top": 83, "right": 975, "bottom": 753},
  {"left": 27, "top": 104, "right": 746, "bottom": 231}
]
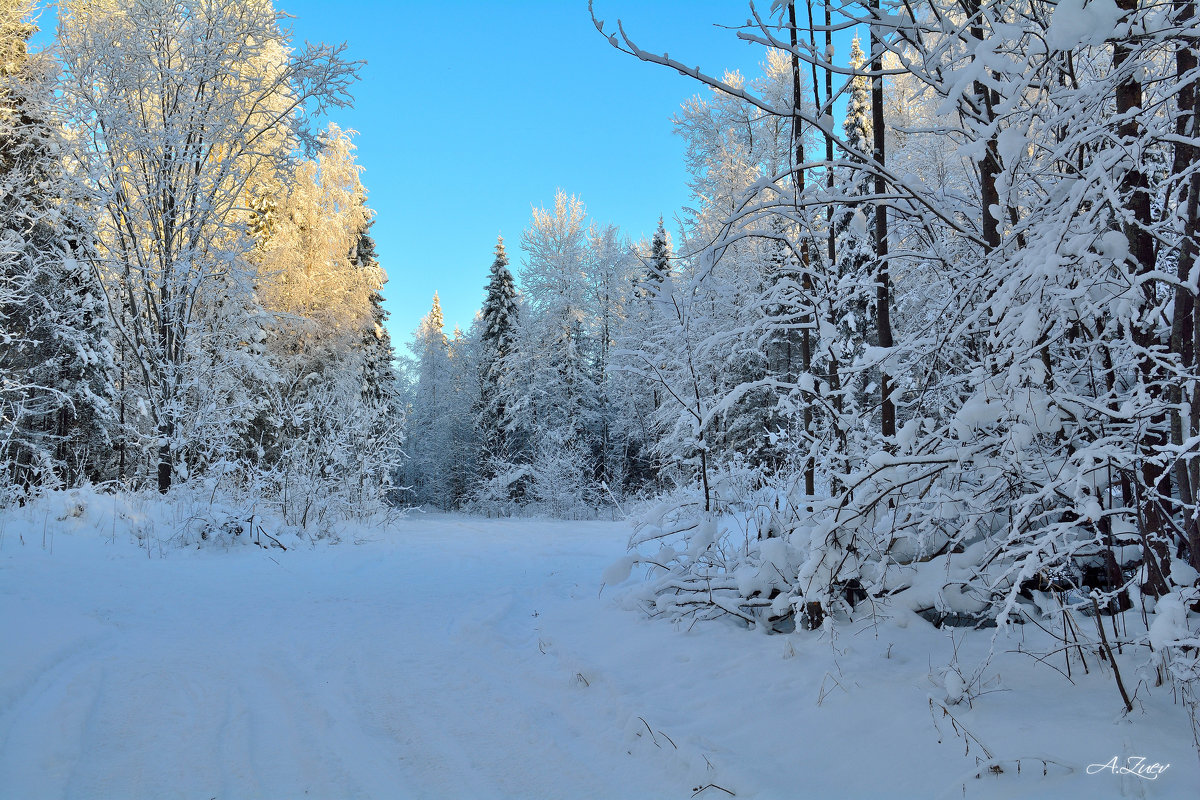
[
  {"left": 1170, "top": 0, "right": 1200, "bottom": 570},
  {"left": 156, "top": 417, "right": 173, "bottom": 494},
  {"left": 789, "top": 3, "right": 817, "bottom": 495},
  {"left": 870, "top": 0, "right": 895, "bottom": 442},
  {"left": 1112, "top": 0, "right": 1172, "bottom": 592}
]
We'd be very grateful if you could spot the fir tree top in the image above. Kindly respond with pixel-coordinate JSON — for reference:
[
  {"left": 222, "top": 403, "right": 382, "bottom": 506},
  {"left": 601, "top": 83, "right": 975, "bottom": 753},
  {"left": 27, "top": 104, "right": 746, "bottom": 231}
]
[
  {"left": 430, "top": 291, "right": 444, "bottom": 331},
  {"left": 649, "top": 216, "right": 671, "bottom": 282},
  {"left": 843, "top": 35, "right": 871, "bottom": 159},
  {"left": 482, "top": 234, "right": 519, "bottom": 347},
  {"left": 416, "top": 292, "right": 447, "bottom": 349},
  {"left": 492, "top": 235, "right": 508, "bottom": 269},
  {"left": 355, "top": 227, "right": 379, "bottom": 269}
]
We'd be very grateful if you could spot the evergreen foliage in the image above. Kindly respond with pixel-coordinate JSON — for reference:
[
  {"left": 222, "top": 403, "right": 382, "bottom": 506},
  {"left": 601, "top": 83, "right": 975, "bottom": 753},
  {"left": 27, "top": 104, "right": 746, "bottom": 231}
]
[
  {"left": 0, "top": 5, "right": 114, "bottom": 496},
  {"left": 644, "top": 216, "right": 671, "bottom": 294},
  {"left": 476, "top": 236, "right": 524, "bottom": 501}
]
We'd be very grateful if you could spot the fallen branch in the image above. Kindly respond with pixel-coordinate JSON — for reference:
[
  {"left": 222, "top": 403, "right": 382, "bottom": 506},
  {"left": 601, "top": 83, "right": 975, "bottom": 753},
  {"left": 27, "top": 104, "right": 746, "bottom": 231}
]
[{"left": 1090, "top": 596, "right": 1133, "bottom": 713}]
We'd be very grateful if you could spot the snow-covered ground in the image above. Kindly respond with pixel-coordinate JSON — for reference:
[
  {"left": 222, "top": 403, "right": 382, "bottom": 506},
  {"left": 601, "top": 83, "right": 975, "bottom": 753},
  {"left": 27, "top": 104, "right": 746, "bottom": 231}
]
[{"left": 1, "top": 494, "right": 1197, "bottom": 799}]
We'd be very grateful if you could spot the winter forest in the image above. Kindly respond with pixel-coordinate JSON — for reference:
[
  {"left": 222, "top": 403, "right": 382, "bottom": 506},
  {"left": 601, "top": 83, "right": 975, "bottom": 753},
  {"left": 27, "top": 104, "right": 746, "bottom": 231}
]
[{"left": 4, "top": 0, "right": 1200, "bottom": 797}]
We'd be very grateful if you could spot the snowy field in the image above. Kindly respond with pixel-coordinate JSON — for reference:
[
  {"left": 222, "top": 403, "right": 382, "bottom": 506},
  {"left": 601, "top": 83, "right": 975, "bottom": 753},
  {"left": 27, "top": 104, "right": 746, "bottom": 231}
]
[{"left": 1, "top": 497, "right": 1197, "bottom": 799}]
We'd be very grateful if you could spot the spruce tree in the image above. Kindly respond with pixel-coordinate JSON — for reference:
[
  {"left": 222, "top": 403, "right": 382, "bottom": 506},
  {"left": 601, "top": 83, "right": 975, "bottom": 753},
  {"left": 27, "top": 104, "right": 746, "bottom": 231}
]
[
  {"left": 644, "top": 216, "right": 671, "bottom": 296},
  {"left": 353, "top": 226, "right": 404, "bottom": 501},
  {"left": 842, "top": 35, "right": 872, "bottom": 159},
  {"left": 354, "top": 228, "right": 399, "bottom": 409},
  {"left": 445, "top": 324, "right": 480, "bottom": 508},
  {"left": 0, "top": 7, "right": 115, "bottom": 493},
  {"left": 476, "top": 236, "right": 524, "bottom": 500},
  {"left": 403, "top": 292, "right": 454, "bottom": 507},
  {"left": 836, "top": 34, "right": 874, "bottom": 280},
  {"left": 831, "top": 34, "right": 876, "bottom": 419}
]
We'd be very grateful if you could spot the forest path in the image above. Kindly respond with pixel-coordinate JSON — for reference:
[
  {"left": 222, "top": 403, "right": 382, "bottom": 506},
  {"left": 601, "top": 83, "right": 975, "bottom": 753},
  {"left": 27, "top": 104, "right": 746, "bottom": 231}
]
[
  {"left": 0, "top": 516, "right": 679, "bottom": 800},
  {"left": 1, "top": 511, "right": 1196, "bottom": 799}
]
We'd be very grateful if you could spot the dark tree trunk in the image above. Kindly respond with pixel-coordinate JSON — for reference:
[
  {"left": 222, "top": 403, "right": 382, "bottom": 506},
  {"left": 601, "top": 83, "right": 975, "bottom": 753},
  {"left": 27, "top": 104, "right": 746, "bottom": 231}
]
[
  {"left": 870, "top": 0, "right": 895, "bottom": 441},
  {"left": 1170, "top": 0, "right": 1200, "bottom": 570},
  {"left": 1114, "top": 0, "right": 1171, "bottom": 592},
  {"left": 789, "top": 3, "right": 816, "bottom": 496}
]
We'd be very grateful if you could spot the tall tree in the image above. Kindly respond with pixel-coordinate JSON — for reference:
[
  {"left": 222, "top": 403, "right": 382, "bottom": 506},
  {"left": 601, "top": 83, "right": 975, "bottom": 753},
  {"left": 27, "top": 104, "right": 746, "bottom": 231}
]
[
  {"left": 352, "top": 224, "right": 405, "bottom": 506},
  {"left": 868, "top": 0, "right": 895, "bottom": 443},
  {"left": 0, "top": 1, "right": 114, "bottom": 494},
  {"left": 58, "top": 0, "right": 358, "bottom": 492},
  {"left": 831, "top": 34, "right": 874, "bottom": 422},
  {"left": 404, "top": 293, "right": 455, "bottom": 507},
  {"left": 476, "top": 236, "right": 525, "bottom": 503},
  {"left": 445, "top": 324, "right": 481, "bottom": 508},
  {"left": 519, "top": 191, "right": 601, "bottom": 512}
]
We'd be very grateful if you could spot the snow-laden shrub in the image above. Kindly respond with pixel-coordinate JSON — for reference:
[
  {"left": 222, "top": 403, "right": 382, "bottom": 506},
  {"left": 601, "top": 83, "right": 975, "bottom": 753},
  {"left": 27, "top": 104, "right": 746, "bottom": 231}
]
[
  {"left": 0, "top": 480, "right": 398, "bottom": 555},
  {"left": 619, "top": 457, "right": 990, "bottom": 631}
]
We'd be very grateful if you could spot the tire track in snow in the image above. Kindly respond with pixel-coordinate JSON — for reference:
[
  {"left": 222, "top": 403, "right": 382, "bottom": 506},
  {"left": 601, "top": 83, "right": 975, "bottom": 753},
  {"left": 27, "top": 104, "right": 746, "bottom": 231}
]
[
  {"left": 0, "top": 518, "right": 688, "bottom": 799},
  {"left": 0, "top": 632, "right": 113, "bottom": 798}
]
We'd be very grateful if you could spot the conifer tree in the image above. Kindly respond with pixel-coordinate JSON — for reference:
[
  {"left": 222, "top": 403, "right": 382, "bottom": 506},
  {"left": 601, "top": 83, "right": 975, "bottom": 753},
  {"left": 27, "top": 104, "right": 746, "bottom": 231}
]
[
  {"left": 404, "top": 292, "right": 454, "bottom": 507},
  {"left": 835, "top": 35, "right": 874, "bottom": 274},
  {"left": 831, "top": 34, "right": 875, "bottom": 417},
  {"left": 644, "top": 216, "right": 671, "bottom": 295},
  {"left": 842, "top": 35, "right": 871, "bottom": 158},
  {"left": 445, "top": 324, "right": 480, "bottom": 507},
  {"left": 354, "top": 228, "right": 398, "bottom": 409},
  {"left": 0, "top": 4, "right": 114, "bottom": 493},
  {"left": 476, "top": 236, "right": 524, "bottom": 499},
  {"left": 353, "top": 226, "right": 404, "bottom": 502}
]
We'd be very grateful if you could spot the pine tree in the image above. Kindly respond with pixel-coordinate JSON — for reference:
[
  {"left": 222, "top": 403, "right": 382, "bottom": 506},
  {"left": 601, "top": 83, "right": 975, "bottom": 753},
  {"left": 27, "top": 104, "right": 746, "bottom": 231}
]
[{"left": 475, "top": 236, "right": 525, "bottom": 501}]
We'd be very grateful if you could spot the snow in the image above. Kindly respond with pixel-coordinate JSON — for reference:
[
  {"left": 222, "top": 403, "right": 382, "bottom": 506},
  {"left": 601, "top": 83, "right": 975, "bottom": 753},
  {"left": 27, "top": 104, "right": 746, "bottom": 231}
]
[
  {"left": 943, "top": 667, "right": 965, "bottom": 705},
  {"left": 1148, "top": 591, "right": 1198, "bottom": 653},
  {"left": 2, "top": 499, "right": 1198, "bottom": 799},
  {"left": 1046, "top": 0, "right": 1125, "bottom": 51},
  {"left": 850, "top": 208, "right": 868, "bottom": 237},
  {"left": 602, "top": 554, "right": 638, "bottom": 587}
]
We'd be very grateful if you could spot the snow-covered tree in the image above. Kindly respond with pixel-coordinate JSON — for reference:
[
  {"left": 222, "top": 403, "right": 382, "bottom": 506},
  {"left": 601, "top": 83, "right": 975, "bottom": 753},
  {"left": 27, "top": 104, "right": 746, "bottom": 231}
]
[
  {"left": 403, "top": 293, "right": 457, "bottom": 508},
  {"left": 592, "top": 0, "right": 1200, "bottom": 650},
  {"left": 351, "top": 225, "right": 405, "bottom": 507},
  {"left": 474, "top": 236, "right": 526, "bottom": 506},
  {"left": 58, "top": 0, "right": 358, "bottom": 492},
  {"left": 833, "top": 34, "right": 873, "bottom": 293},
  {"left": 233, "top": 124, "right": 399, "bottom": 519},
  {"left": 642, "top": 216, "right": 672, "bottom": 295},
  {"left": 518, "top": 190, "right": 603, "bottom": 513},
  {"left": 444, "top": 324, "right": 481, "bottom": 508},
  {"left": 0, "top": 1, "right": 114, "bottom": 497}
]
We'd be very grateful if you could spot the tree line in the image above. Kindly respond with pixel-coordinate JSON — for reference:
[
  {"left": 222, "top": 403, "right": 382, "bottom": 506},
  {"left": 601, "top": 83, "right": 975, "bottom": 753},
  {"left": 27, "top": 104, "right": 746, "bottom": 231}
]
[{"left": 0, "top": 0, "right": 403, "bottom": 522}]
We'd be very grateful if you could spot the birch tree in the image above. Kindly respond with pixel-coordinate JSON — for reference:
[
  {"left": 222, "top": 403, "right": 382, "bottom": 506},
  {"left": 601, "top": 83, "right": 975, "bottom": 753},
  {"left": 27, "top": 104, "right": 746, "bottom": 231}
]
[{"left": 58, "top": 0, "right": 358, "bottom": 491}]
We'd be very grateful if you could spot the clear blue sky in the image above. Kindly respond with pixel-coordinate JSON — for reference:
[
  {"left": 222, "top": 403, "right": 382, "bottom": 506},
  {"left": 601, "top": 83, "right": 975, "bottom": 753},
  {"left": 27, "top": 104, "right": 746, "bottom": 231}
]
[
  {"left": 34, "top": 1, "right": 847, "bottom": 353},
  {"left": 277, "top": 0, "right": 772, "bottom": 352}
]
